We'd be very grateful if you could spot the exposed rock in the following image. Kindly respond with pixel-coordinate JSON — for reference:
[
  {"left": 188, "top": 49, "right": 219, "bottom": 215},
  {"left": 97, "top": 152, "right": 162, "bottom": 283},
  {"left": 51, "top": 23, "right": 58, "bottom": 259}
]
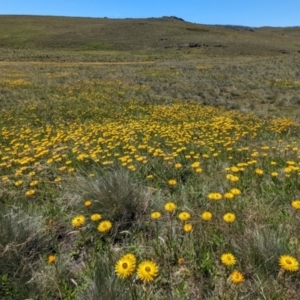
[
  {"left": 279, "top": 49, "right": 289, "bottom": 54},
  {"left": 189, "top": 43, "right": 201, "bottom": 48}
]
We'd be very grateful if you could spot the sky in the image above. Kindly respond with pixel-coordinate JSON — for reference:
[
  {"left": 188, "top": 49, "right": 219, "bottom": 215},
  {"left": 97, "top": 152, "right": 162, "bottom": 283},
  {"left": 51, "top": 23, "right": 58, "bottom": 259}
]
[{"left": 1, "top": 0, "right": 299, "bottom": 27}]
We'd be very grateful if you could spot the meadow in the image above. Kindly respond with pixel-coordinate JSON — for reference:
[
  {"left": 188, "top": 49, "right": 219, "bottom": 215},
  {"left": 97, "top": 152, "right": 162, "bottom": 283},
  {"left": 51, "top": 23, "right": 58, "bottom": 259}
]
[{"left": 1, "top": 16, "right": 300, "bottom": 300}]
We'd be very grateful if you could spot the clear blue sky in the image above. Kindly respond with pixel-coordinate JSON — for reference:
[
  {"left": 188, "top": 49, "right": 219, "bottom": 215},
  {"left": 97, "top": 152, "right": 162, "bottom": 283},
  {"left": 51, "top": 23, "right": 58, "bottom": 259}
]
[{"left": 1, "top": 0, "right": 299, "bottom": 27}]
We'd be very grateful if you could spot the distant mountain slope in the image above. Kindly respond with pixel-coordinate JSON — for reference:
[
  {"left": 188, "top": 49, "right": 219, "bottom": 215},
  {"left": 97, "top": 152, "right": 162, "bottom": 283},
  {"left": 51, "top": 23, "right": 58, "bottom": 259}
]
[{"left": 0, "top": 15, "right": 299, "bottom": 56}]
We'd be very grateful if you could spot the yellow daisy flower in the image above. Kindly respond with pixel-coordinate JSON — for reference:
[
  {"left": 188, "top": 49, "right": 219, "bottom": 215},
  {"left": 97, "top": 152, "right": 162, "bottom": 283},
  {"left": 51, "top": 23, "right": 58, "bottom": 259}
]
[
  {"left": 25, "top": 189, "right": 35, "bottom": 197},
  {"left": 201, "top": 211, "right": 212, "bottom": 221},
  {"left": 183, "top": 223, "right": 193, "bottom": 232},
  {"left": 223, "top": 213, "right": 236, "bottom": 223},
  {"left": 291, "top": 200, "right": 300, "bottom": 210},
  {"left": 115, "top": 254, "right": 136, "bottom": 279},
  {"left": 229, "top": 270, "right": 244, "bottom": 284},
  {"left": 84, "top": 200, "right": 92, "bottom": 207},
  {"left": 255, "top": 168, "right": 264, "bottom": 175},
  {"left": 151, "top": 212, "right": 162, "bottom": 220},
  {"left": 137, "top": 260, "right": 158, "bottom": 282},
  {"left": 164, "top": 202, "right": 177, "bottom": 213},
  {"left": 224, "top": 192, "right": 234, "bottom": 200},
  {"left": 230, "top": 188, "right": 241, "bottom": 196},
  {"left": 91, "top": 213, "right": 102, "bottom": 221},
  {"left": 208, "top": 193, "right": 222, "bottom": 201},
  {"left": 97, "top": 220, "right": 112, "bottom": 233},
  {"left": 221, "top": 253, "right": 236, "bottom": 266},
  {"left": 48, "top": 255, "right": 56, "bottom": 264},
  {"left": 279, "top": 255, "right": 299, "bottom": 272},
  {"left": 178, "top": 212, "right": 191, "bottom": 221},
  {"left": 71, "top": 215, "right": 86, "bottom": 227},
  {"left": 168, "top": 179, "right": 177, "bottom": 186}
]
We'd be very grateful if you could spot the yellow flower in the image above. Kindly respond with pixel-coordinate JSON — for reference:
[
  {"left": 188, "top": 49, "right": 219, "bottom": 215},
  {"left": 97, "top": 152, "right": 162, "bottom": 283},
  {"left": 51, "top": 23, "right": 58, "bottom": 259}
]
[
  {"left": 91, "top": 213, "right": 102, "bottom": 221},
  {"left": 230, "top": 166, "right": 239, "bottom": 173},
  {"left": 291, "top": 200, "right": 300, "bottom": 210},
  {"left": 224, "top": 192, "right": 234, "bottom": 200},
  {"left": 229, "top": 270, "right": 244, "bottom": 284},
  {"left": 137, "top": 260, "right": 158, "bottom": 282},
  {"left": 201, "top": 211, "right": 212, "bottom": 221},
  {"left": 230, "top": 188, "right": 241, "bottom": 196},
  {"left": 48, "top": 255, "right": 56, "bottom": 264},
  {"left": 271, "top": 172, "right": 278, "bottom": 177},
  {"left": 115, "top": 254, "right": 136, "bottom": 279},
  {"left": 183, "top": 223, "right": 193, "bottom": 232},
  {"left": 14, "top": 180, "right": 23, "bottom": 187},
  {"left": 164, "top": 202, "right": 177, "bottom": 213},
  {"left": 151, "top": 212, "right": 162, "bottom": 220},
  {"left": 97, "top": 220, "right": 112, "bottom": 233},
  {"left": 1, "top": 176, "right": 9, "bottom": 181},
  {"left": 178, "top": 212, "right": 191, "bottom": 221},
  {"left": 226, "top": 174, "right": 239, "bottom": 182},
  {"left": 146, "top": 174, "right": 153, "bottom": 179},
  {"left": 71, "top": 215, "right": 86, "bottom": 227},
  {"left": 223, "top": 213, "right": 236, "bottom": 223},
  {"left": 279, "top": 255, "right": 299, "bottom": 272},
  {"left": 29, "top": 180, "right": 39, "bottom": 187},
  {"left": 168, "top": 179, "right": 177, "bottom": 186},
  {"left": 84, "top": 200, "right": 92, "bottom": 207},
  {"left": 221, "top": 253, "right": 236, "bottom": 266},
  {"left": 25, "top": 189, "right": 35, "bottom": 197},
  {"left": 208, "top": 193, "right": 222, "bottom": 201},
  {"left": 178, "top": 257, "right": 185, "bottom": 264},
  {"left": 174, "top": 163, "right": 182, "bottom": 169},
  {"left": 255, "top": 168, "right": 264, "bottom": 175}
]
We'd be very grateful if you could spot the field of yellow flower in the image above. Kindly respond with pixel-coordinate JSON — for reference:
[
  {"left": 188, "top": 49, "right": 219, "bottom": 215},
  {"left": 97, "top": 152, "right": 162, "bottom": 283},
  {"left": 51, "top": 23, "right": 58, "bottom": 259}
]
[{"left": 1, "top": 58, "right": 300, "bottom": 299}]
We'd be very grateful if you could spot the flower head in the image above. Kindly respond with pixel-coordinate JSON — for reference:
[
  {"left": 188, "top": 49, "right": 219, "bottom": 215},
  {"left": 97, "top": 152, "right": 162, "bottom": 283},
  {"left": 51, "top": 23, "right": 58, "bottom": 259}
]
[
  {"left": 25, "top": 189, "right": 35, "bottom": 197},
  {"left": 183, "top": 223, "right": 193, "bottom": 233},
  {"left": 208, "top": 192, "right": 222, "bottom": 201},
  {"left": 229, "top": 270, "right": 244, "bottom": 284},
  {"left": 291, "top": 200, "right": 300, "bottom": 210},
  {"left": 151, "top": 212, "right": 162, "bottom": 220},
  {"left": 84, "top": 200, "right": 92, "bottom": 207},
  {"left": 137, "top": 260, "right": 159, "bottom": 282},
  {"left": 48, "top": 255, "right": 56, "bottom": 264},
  {"left": 279, "top": 255, "right": 299, "bottom": 272},
  {"left": 221, "top": 253, "right": 236, "bottom": 266},
  {"left": 255, "top": 168, "right": 264, "bottom": 175},
  {"left": 71, "top": 215, "right": 86, "bottom": 227},
  {"left": 97, "top": 220, "right": 112, "bottom": 233},
  {"left": 230, "top": 188, "right": 241, "bottom": 196},
  {"left": 178, "top": 257, "right": 185, "bottom": 264},
  {"left": 115, "top": 254, "right": 136, "bottom": 279},
  {"left": 91, "top": 213, "right": 101, "bottom": 221},
  {"left": 223, "top": 213, "right": 236, "bottom": 223},
  {"left": 178, "top": 211, "right": 191, "bottom": 221},
  {"left": 201, "top": 211, "right": 212, "bottom": 221},
  {"left": 224, "top": 192, "right": 234, "bottom": 200},
  {"left": 168, "top": 179, "right": 177, "bottom": 187},
  {"left": 164, "top": 202, "right": 177, "bottom": 213}
]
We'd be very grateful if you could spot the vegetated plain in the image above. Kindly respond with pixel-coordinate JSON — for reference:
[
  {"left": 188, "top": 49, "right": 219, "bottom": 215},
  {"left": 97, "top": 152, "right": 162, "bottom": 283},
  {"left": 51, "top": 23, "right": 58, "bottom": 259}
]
[{"left": 0, "top": 15, "right": 300, "bottom": 299}]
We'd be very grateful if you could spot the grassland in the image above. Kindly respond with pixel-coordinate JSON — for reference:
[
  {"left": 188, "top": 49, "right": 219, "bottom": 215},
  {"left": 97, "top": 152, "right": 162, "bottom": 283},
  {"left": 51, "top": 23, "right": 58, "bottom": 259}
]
[{"left": 0, "top": 15, "right": 300, "bottom": 300}]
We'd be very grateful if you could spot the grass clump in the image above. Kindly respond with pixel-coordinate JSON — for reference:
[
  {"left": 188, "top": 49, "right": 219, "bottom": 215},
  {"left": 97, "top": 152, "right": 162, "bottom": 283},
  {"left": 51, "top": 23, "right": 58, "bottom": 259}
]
[{"left": 68, "top": 168, "right": 151, "bottom": 231}]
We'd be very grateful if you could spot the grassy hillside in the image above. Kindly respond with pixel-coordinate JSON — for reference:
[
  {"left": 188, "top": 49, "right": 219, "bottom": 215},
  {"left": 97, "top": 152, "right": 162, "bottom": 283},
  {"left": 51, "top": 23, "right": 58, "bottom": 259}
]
[{"left": 0, "top": 15, "right": 300, "bottom": 56}]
